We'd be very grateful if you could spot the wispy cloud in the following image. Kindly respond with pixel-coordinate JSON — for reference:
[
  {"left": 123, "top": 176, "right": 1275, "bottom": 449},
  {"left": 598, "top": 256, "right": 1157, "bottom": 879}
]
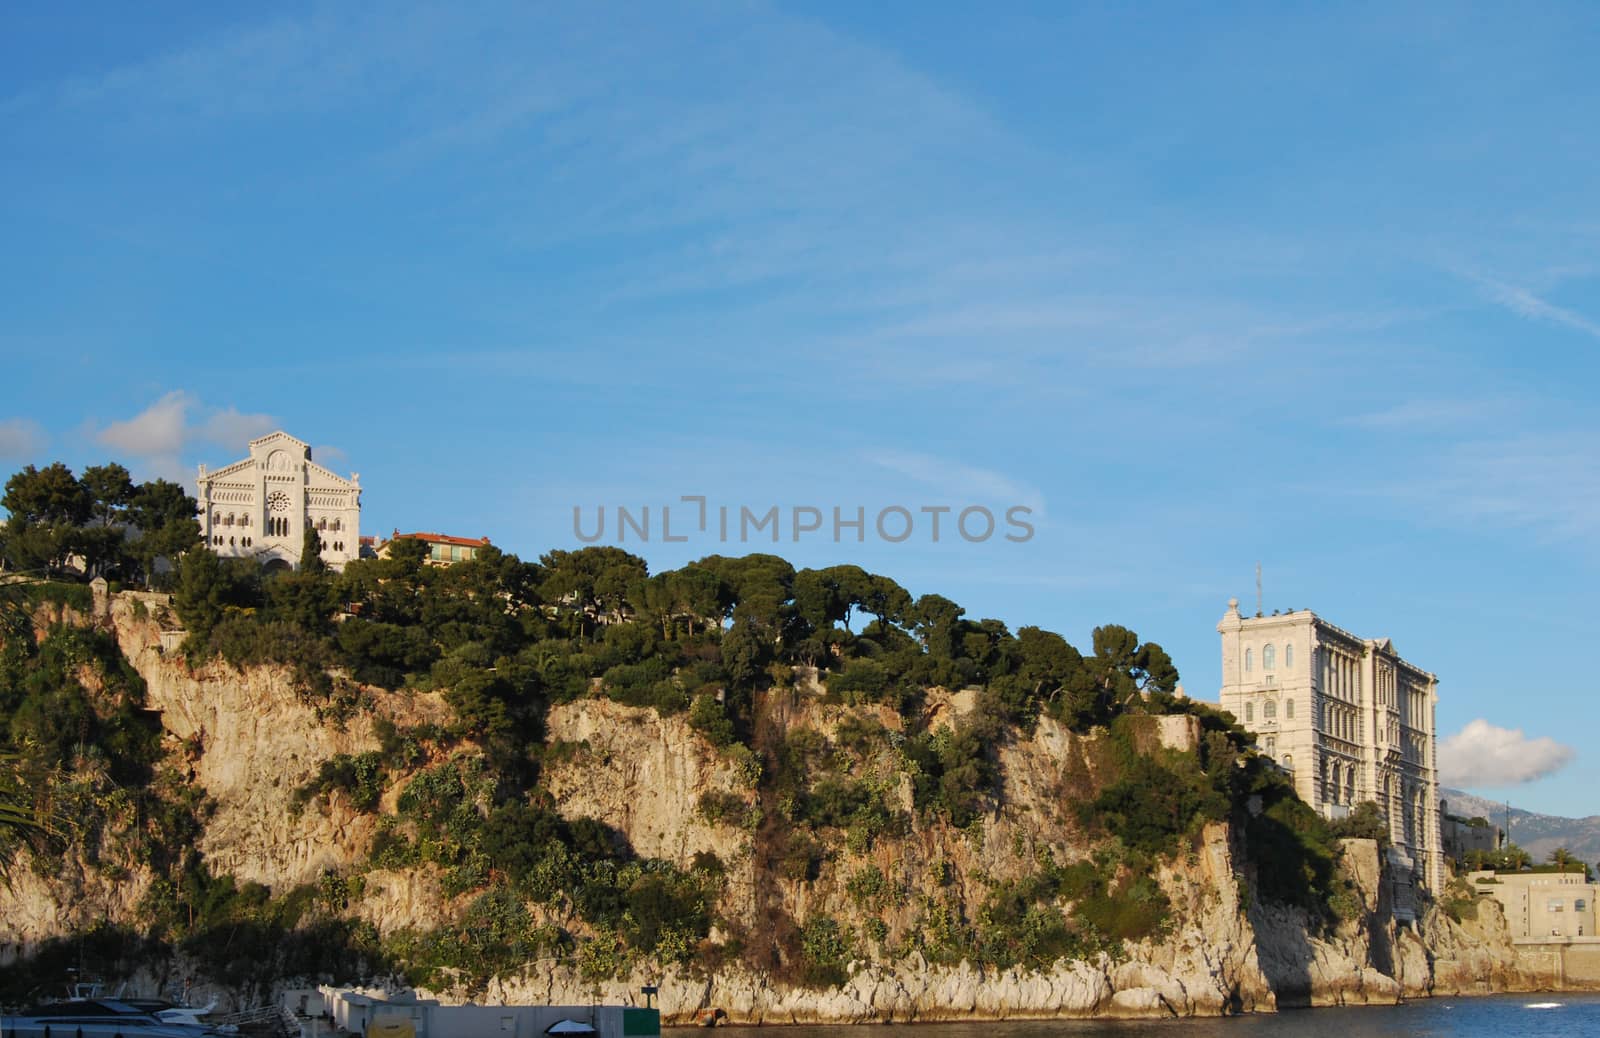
[
  {"left": 1343, "top": 397, "right": 1509, "bottom": 430},
  {"left": 0, "top": 418, "right": 47, "bottom": 460},
  {"left": 1439, "top": 719, "right": 1575, "bottom": 788},
  {"left": 862, "top": 447, "right": 1045, "bottom": 514},
  {"left": 1467, "top": 273, "right": 1600, "bottom": 340}
]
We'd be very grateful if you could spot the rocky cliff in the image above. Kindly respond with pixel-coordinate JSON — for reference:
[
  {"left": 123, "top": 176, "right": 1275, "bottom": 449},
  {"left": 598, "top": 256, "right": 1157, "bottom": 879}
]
[{"left": 0, "top": 591, "right": 1556, "bottom": 1019}]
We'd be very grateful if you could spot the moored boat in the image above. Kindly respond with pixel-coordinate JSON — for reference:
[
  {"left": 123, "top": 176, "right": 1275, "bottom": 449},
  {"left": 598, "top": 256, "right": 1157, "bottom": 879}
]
[{"left": 1, "top": 999, "right": 231, "bottom": 1038}]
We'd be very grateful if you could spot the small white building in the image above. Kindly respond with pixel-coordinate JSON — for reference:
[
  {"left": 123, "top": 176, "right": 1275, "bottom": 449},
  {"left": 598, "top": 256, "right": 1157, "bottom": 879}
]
[
  {"left": 289, "top": 988, "right": 658, "bottom": 1038},
  {"left": 196, "top": 431, "right": 362, "bottom": 571}
]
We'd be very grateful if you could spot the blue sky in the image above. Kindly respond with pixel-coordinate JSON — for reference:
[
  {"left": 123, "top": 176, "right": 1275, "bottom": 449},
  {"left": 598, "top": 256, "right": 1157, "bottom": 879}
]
[{"left": 3, "top": 2, "right": 1599, "bottom": 817}]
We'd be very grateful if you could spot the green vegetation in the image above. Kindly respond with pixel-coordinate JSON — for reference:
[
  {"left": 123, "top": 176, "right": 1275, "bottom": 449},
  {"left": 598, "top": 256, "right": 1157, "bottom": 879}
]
[
  {"left": 1464, "top": 842, "right": 1535, "bottom": 872},
  {"left": 1440, "top": 876, "right": 1481, "bottom": 923},
  {"left": 0, "top": 454, "right": 1383, "bottom": 992},
  {"left": 1, "top": 461, "right": 200, "bottom": 586},
  {"left": 1327, "top": 800, "right": 1389, "bottom": 844}
]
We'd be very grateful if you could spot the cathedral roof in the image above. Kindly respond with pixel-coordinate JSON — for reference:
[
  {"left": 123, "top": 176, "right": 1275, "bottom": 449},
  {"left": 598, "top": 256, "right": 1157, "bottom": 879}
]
[{"left": 249, "top": 430, "right": 311, "bottom": 452}]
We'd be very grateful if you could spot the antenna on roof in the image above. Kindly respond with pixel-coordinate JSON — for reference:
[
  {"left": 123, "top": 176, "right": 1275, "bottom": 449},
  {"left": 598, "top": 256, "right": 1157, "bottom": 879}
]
[{"left": 1255, "top": 562, "right": 1263, "bottom": 618}]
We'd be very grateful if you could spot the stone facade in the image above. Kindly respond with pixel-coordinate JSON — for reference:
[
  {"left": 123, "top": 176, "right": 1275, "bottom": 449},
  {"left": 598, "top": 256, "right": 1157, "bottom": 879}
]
[
  {"left": 1471, "top": 870, "right": 1599, "bottom": 939},
  {"left": 196, "top": 431, "right": 362, "bottom": 571},
  {"left": 1441, "top": 804, "right": 1502, "bottom": 863},
  {"left": 1217, "top": 599, "right": 1443, "bottom": 895}
]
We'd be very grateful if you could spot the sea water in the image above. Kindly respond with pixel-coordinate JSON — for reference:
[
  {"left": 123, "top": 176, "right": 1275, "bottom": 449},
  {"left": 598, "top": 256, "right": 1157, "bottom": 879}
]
[{"left": 704, "top": 994, "right": 1600, "bottom": 1037}]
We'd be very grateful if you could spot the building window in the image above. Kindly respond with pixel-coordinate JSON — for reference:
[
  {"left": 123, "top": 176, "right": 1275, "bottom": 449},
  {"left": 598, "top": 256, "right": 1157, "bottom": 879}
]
[
  {"left": 1285, "top": 643, "right": 1294, "bottom": 669},
  {"left": 1245, "top": 648, "right": 1253, "bottom": 672},
  {"left": 1264, "top": 644, "right": 1276, "bottom": 670},
  {"left": 1549, "top": 899, "right": 1565, "bottom": 912},
  {"left": 1282, "top": 754, "right": 1293, "bottom": 770},
  {"left": 1285, "top": 698, "right": 1295, "bottom": 720},
  {"left": 1264, "top": 736, "right": 1276, "bottom": 754},
  {"left": 1264, "top": 699, "right": 1277, "bottom": 720},
  {"left": 1245, "top": 702, "right": 1254, "bottom": 723},
  {"left": 1577, "top": 899, "right": 1588, "bottom": 912}
]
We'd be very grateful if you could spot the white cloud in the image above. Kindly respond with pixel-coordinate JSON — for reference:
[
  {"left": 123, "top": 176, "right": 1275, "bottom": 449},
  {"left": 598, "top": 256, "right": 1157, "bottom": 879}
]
[
  {"left": 0, "top": 418, "right": 47, "bottom": 459},
  {"left": 201, "top": 406, "right": 279, "bottom": 447},
  {"left": 1439, "top": 719, "right": 1575, "bottom": 788},
  {"left": 90, "top": 393, "right": 280, "bottom": 483},
  {"left": 95, "top": 392, "right": 280, "bottom": 457},
  {"left": 96, "top": 390, "right": 193, "bottom": 457}
]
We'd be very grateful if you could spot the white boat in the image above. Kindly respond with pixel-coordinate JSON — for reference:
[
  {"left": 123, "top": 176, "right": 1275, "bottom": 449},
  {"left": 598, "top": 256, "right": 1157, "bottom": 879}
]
[
  {"left": 116, "top": 1000, "right": 229, "bottom": 1032},
  {"left": 1, "top": 998, "right": 232, "bottom": 1038}
]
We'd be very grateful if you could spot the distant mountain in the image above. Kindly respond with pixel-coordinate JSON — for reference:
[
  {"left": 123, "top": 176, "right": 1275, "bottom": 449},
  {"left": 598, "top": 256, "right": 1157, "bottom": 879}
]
[{"left": 1442, "top": 788, "right": 1600, "bottom": 868}]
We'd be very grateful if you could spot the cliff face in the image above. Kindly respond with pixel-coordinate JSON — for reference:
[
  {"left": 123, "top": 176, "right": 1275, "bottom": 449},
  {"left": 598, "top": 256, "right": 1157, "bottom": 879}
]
[
  {"left": 0, "top": 593, "right": 1551, "bottom": 1019},
  {"left": 103, "top": 594, "right": 459, "bottom": 939}
]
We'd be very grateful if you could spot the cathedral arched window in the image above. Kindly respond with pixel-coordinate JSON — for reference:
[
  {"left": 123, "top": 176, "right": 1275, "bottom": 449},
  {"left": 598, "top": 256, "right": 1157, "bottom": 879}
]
[
  {"left": 1264, "top": 699, "right": 1277, "bottom": 720},
  {"left": 1282, "top": 754, "right": 1293, "bottom": 771},
  {"left": 317, "top": 517, "right": 327, "bottom": 530},
  {"left": 1244, "top": 648, "right": 1254, "bottom": 672},
  {"left": 331, "top": 518, "right": 341, "bottom": 531},
  {"left": 1264, "top": 644, "right": 1276, "bottom": 670},
  {"left": 1285, "top": 643, "right": 1294, "bottom": 669}
]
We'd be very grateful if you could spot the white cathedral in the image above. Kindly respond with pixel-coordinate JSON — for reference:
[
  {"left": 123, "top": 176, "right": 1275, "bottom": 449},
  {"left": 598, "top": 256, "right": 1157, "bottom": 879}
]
[{"left": 196, "top": 431, "right": 362, "bottom": 571}]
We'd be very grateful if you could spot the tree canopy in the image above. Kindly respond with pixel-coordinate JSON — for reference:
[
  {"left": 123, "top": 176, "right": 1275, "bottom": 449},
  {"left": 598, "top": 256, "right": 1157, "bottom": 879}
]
[{"left": 1, "top": 461, "right": 200, "bottom": 583}]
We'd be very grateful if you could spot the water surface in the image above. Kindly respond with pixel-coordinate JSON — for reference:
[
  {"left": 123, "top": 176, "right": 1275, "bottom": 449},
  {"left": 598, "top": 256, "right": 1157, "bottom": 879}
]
[{"left": 703, "top": 994, "right": 1600, "bottom": 1037}]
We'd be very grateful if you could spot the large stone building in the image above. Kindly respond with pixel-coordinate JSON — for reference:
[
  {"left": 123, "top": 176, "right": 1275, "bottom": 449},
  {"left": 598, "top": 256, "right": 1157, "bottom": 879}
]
[
  {"left": 196, "top": 431, "right": 362, "bottom": 571},
  {"left": 1217, "top": 599, "right": 1444, "bottom": 895}
]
